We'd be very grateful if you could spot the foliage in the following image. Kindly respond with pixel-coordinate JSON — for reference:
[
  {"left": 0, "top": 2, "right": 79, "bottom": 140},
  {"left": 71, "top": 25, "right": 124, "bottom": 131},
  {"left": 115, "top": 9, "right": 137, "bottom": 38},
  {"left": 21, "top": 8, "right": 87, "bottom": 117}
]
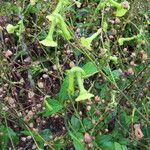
[{"left": 0, "top": 0, "right": 149, "bottom": 149}]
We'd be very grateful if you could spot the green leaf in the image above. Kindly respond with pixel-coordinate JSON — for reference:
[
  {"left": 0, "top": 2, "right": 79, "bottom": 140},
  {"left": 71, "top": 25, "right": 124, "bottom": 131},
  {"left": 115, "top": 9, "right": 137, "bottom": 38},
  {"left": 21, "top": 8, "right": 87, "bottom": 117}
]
[
  {"left": 103, "top": 67, "right": 122, "bottom": 82},
  {"left": 95, "top": 134, "right": 120, "bottom": 150},
  {"left": 83, "top": 118, "right": 93, "bottom": 130},
  {"left": 98, "top": 2, "right": 106, "bottom": 9},
  {"left": 58, "top": 76, "right": 69, "bottom": 102},
  {"left": 0, "top": 125, "right": 18, "bottom": 150},
  {"left": 101, "top": 142, "right": 115, "bottom": 150},
  {"left": 69, "top": 132, "right": 84, "bottom": 150},
  {"left": 121, "top": 145, "right": 128, "bottom": 150},
  {"left": 42, "top": 97, "right": 63, "bottom": 117},
  {"left": 96, "top": 134, "right": 113, "bottom": 146},
  {"left": 71, "top": 115, "right": 80, "bottom": 130},
  {"left": 40, "top": 129, "right": 52, "bottom": 141},
  {"left": 114, "top": 142, "right": 123, "bottom": 150},
  {"left": 142, "top": 125, "right": 150, "bottom": 138},
  {"left": 82, "top": 62, "right": 98, "bottom": 78},
  {"left": 114, "top": 142, "right": 128, "bottom": 150}
]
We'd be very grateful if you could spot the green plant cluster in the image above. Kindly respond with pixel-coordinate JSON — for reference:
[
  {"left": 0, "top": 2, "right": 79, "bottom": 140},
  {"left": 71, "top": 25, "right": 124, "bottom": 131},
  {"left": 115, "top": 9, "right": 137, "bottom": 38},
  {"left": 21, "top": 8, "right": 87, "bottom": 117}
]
[{"left": 0, "top": 0, "right": 149, "bottom": 150}]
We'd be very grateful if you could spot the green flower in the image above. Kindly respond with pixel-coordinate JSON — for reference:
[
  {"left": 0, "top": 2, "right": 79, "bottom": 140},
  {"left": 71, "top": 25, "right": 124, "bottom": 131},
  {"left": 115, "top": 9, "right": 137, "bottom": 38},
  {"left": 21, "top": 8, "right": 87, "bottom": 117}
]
[
  {"left": 67, "top": 66, "right": 94, "bottom": 101},
  {"left": 109, "top": 0, "right": 130, "bottom": 17},
  {"left": 40, "top": 19, "right": 57, "bottom": 47},
  {"left": 118, "top": 34, "right": 142, "bottom": 46},
  {"left": 80, "top": 29, "right": 101, "bottom": 50},
  {"left": 57, "top": 14, "right": 72, "bottom": 40},
  {"left": 6, "top": 24, "right": 18, "bottom": 33},
  {"left": 75, "top": 70, "right": 94, "bottom": 101}
]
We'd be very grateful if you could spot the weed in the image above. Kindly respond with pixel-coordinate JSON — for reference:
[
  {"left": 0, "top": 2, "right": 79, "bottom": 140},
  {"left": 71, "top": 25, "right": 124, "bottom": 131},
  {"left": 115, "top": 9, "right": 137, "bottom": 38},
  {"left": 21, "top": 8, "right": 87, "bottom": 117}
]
[{"left": 0, "top": 0, "right": 149, "bottom": 149}]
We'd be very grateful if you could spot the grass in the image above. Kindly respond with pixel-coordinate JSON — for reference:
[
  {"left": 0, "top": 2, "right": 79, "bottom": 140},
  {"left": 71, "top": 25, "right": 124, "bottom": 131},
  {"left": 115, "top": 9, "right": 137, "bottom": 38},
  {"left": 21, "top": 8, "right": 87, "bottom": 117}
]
[{"left": 0, "top": 0, "right": 150, "bottom": 149}]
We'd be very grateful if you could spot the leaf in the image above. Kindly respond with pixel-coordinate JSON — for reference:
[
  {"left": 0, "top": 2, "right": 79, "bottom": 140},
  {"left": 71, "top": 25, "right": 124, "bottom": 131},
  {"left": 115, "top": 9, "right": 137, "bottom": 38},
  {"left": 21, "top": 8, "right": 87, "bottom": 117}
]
[
  {"left": 58, "top": 76, "right": 69, "bottom": 102},
  {"left": 95, "top": 134, "right": 113, "bottom": 146},
  {"left": 0, "top": 125, "right": 18, "bottom": 150},
  {"left": 101, "top": 142, "right": 115, "bottom": 150},
  {"left": 82, "top": 62, "right": 98, "bottom": 78},
  {"left": 95, "top": 134, "right": 117, "bottom": 150},
  {"left": 142, "top": 125, "right": 150, "bottom": 138},
  {"left": 114, "top": 142, "right": 123, "bottom": 150},
  {"left": 69, "top": 131, "right": 84, "bottom": 150},
  {"left": 83, "top": 118, "right": 93, "bottom": 130},
  {"left": 114, "top": 142, "right": 128, "bottom": 150},
  {"left": 40, "top": 129, "right": 52, "bottom": 141},
  {"left": 71, "top": 115, "right": 80, "bottom": 130},
  {"left": 103, "top": 67, "right": 122, "bottom": 81},
  {"left": 42, "top": 97, "right": 63, "bottom": 117}
]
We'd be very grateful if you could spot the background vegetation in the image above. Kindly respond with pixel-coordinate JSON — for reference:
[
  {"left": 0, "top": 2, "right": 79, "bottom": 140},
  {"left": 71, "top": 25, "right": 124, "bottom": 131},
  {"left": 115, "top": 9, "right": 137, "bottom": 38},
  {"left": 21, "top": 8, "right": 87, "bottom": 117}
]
[{"left": 0, "top": 0, "right": 149, "bottom": 149}]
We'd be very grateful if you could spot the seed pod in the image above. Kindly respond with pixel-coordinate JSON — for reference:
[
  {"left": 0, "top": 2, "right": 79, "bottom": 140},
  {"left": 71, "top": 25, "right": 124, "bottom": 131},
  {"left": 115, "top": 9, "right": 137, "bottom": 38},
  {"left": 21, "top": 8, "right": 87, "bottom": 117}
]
[{"left": 84, "top": 133, "right": 92, "bottom": 144}]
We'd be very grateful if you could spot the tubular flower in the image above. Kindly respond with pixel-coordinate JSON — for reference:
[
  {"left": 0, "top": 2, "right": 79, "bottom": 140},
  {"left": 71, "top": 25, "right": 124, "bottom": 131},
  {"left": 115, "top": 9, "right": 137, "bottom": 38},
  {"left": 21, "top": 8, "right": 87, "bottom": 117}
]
[{"left": 80, "top": 28, "right": 102, "bottom": 50}]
